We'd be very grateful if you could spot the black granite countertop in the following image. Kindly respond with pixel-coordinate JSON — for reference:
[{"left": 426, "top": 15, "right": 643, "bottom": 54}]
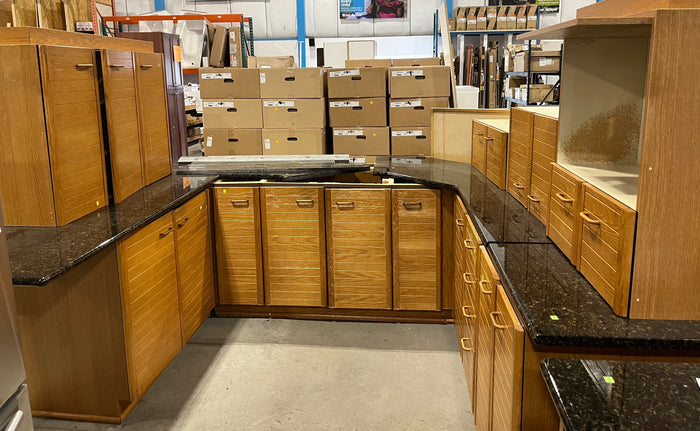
[
  {"left": 176, "top": 159, "right": 371, "bottom": 181},
  {"left": 541, "top": 358, "right": 700, "bottom": 431}
]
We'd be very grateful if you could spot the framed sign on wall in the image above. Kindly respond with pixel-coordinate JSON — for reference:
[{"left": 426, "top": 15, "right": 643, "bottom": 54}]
[{"left": 340, "top": 0, "right": 407, "bottom": 19}]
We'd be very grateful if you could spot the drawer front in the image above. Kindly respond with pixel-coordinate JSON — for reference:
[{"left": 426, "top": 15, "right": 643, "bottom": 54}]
[
  {"left": 548, "top": 163, "right": 584, "bottom": 265},
  {"left": 528, "top": 114, "right": 558, "bottom": 224},
  {"left": 118, "top": 212, "right": 181, "bottom": 399},
  {"left": 507, "top": 109, "right": 533, "bottom": 206},
  {"left": 454, "top": 197, "right": 468, "bottom": 313},
  {"left": 261, "top": 187, "right": 326, "bottom": 307},
  {"left": 458, "top": 293, "right": 477, "bottom": 412},
  {"left": 486, "top": 128, "right": 508, "bottom": 190},
  {"left": 527, "top": 158, "right": 552, "bottom": 224},
  {"left": 472, "top": 121, "right": 487, "bottom": 175},
  {"left": 174, "top": 190, "right": 215, "bottom": 344},
  {"left": 579, "top": 184, "right": 637, "bottom": 316},
  {"left": 214, "top": 187, "right": 263, "bottom": 305},
  {"left": 393, "top": 189, "right": 441, "bottom": 311},
  {"left": 491, "top": 285, "right": 524, "bottom": 431},
  {"left": 101, "top": 50, "right": 144, "bottom": 203},
  {"left": 464, "top": 217, "right": 481, "bottom": 307},
  {"left": 135, "top": 52, "right": 171, "bottom": 185},
  {"left": 327, "top": 189, "right": 392, "bottom": 309},
  {"left": 40, "top": 46, "right": 107, "bottom": 225}
]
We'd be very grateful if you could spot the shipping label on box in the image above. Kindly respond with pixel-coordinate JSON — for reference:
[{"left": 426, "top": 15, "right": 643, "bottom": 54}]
[
  {"left": 389, "top": 97, "right": 449, "bottom": 127},
  {"left": 327, "top": 67, "right": 387, "bottom": 98},
  {"left": 328, "top": 97, "right": 387, "bottom": 127},
  {"left": 329, "top": 100, "right": 361, "bottom": 108},
  {"left": 389, "top": 66, "right": 450, "bottom": 98},
  {"left": 392, "top": 69, "right": 424, "bottom": 77},
  {"left": 202, "top": 99, "right": 263, "bottom": 129},
  {"left": 332, "top": 127, "right": 390, "bottom": 156},
  {"left": 259, "top": 68, "right": 325, "bottom": 99},
  {"left": 334, "top": 129, "right": 364, "bottom": 136},
  {"left": 203, "top": 129, "right": 262, "bottom": 155},
  {"left": 262, "top": 98, "right": 326, "bottom": 129},
  {"left": 329, "top": 69, "right": 361, "bottom": 78},
  {"left": 263, "top": 100, "right": 295, "bottom": 107},
  {"left": 199, "top": 68, "right": 260, "bottom": 99}
]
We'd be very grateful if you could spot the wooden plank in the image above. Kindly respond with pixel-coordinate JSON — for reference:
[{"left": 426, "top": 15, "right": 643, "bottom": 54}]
[
  {"left": 0, "top": 27, "right": 154, "bottom": 52},
  {"left": 631, "top": 9, "right": 700, "bottom": 320},
  {"left": 38, "top": 0, "right": 65, "bottom": 29},
  {"left": 440, "top": 189, "right": 455, "bottom": 311},
  {"left": 576, "top": 0, "right": 700, "bottom": 19},
  {"left": 67, "top": 0, "right": 92, "bottom": 25},
  {"left": 13, "top": 0, "right": 37, "bottom": 26},
  {"left": 431, "top": 108, "right": 509, "bottom": 163},
  {"left": 517, "top": 17, "right": 652, "bottom": 41}
]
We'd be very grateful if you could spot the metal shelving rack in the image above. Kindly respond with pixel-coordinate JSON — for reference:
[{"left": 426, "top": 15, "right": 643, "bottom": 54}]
[{"left": 504, "top": 40, "right": 562, "bottom": 106}]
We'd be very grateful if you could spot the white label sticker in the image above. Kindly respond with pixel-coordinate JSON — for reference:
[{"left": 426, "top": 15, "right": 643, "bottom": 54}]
[
  {"left": 203, "top": 101, "right": 234, "bottom": 108},
  {"left": 390, "top": 100, "right": 421, "bottom": 108},
  {"left": 329, "top": 69, "right": 360, "bottom": 78},
  {"left": 264, "top": 139, "right": 271, "bottom": 150},
  {"left": 467, "top": 19, "right": 477, "bottom": 25},
  {"left": 330, "top": 100, "right": 361, "bottom": 108},
  {"left": 206, "top": 136, "right": 213, "bottom": 147},
  {"left": 260, "top": 65, "right": 272, "bottom": 69},
  {"left": 263, "top": 100, "right": 295, "bottom": 107},
  {"left": 507, "top": 16, "right": 516, "bottom": 21},
  {"left": 539, "top": 58, "right": 555, "bottom": 66},
  {"left": 201, "top": 72, "right": 232, "bottom": 79},
  {"left": 528, "top": 15, "right": 537, "bottom": 21},
  {"left": 497, "top": 16, "right": 507, "bottom": 22},
  {"left": 392, "top": 130, "right": 423, "bottom": 137},
  {"left": 392, "top": 69, "right": 424, "bottom": 77},
  {"left": 458, "top": 18, "right": 467, "bottom": 23},
  {"left": 333, "top": 129, "right": 363, "bottom": 136},
  {"left": 517, "top": 17, "right": 526, "bottom": 23},
  {"left": 477, "top": 17, "right": 486, "bottom": 22},
  {"left": 487, "top": 12, "right": 496, "bottom": 18},
  {"left": 259, "top": 73, "right": 266, "bottom": 83}
]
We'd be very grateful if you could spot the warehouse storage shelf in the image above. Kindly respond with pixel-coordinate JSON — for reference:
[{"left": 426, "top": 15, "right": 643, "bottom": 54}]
[
  {"left": 505, "top": 71, "right": 560, "bottom": 76},
  {"left": 441, "top": 30, "right": 530, "bottom": 36}
]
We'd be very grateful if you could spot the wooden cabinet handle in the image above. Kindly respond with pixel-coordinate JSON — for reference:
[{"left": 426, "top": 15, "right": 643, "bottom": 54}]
[
  {"left": 580, "top": 211, "right": 601, "bottom": 225},
  {"left": 462, "top": 306, "right": 476, "bottom": 319},
  {"left": 109, "top": 64, "right": 125, "bottom": 68},
  {"left": 140, "top": 64, "right": 154, "bottom": 69},
  {"left": 460, "top": 338, "right": 474, "bottom": 352},
  {"left": 479, "top": 280, "right": 493, "bottom": 295},
  {"left": 490, "top": 311, "right": 507, "bottom": 330},
  {"left": 336, "top": 201, "right": 355, "bottom": 208},
  {"left": 485, "top": 137, "right": 494, "bottom": 141},
  {"left": 527, "top": 195, "right": 540, "bottom": 203},
  {"left": 296, "top": 199, "right": 314, "bottom": 206},
  {"left": 76, "top": 63, "right": 94, "bottom": 68},
  {"left": 231, "top": 200, "right": 249, "bottom": 207},
  {"left": 177, "top": 218, "right": 190, "bottom": 229},
  {"left": 556, "top": 192, "right": 573, "bottom": 203},
  {"left": 159, "top": 227, "right": 173, "bottom": 238},
  {"left": 462, "top": 272, "right": 476, "bottom": 285},
  {"left": 464, "top": 239, "right": 476, "bottom": 250},
  {"left": 403, "top": 201, "right": 422, "bottom": 209},
  {"left": 475, "top": 132, "right": 484, "bottom": 136},
  {"left": 513, "top": 182, "right": 525, "bottom": 190},
  {"left": 455, "top": 218, "right": 464, "bottom": 227}
]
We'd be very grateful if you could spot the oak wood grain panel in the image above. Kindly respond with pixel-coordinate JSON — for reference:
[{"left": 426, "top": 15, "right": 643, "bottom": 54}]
[
  {"left": 326, "top": 188, "right": 392, "bottom": 310},
  {"left": 491, "top": 285, "right": 524, "bottom": 431},
  {"left": 454, "top": 196, "right": 468, "bottom": 311},
  {"left": 12, "top": 0, "right": 37, "bottom": 27},
  {"left": 117, "top": 212, "right": 182, "bottom": 401},
  {"left": 134, "top": 52, "right": 171, "bottom": 185},
  {"left": 471, "top": 120, "right": 487, "bottom": 175},
  {"left": 486, "top": 128, "right": 508, "bottom": 190},
  {"left": 441, "top": 189, "right": 455, "bottom": 311},
  {"left": 575, "top": 0, "right": 698, "bottom": 19},
  {"left": 14, "top": 246, "right": 129, "bottom": 420},
  {"left": 40, "top": 45, "right": 108, "bottom": 225},
  {"left": 507, "top": 108, "right": 534, "bottom": 207},
  {"left": 579, "top": 184, "right": 636, "bottom": 317},
  {"left": 0, "top": 45, "right": 56, "bottom": 226},
  {"left": 214, "top": 186, "right": 263, "bottom": 305},
  {"left": 0, "top": 28, "right": 154, "bottom": 52},
  {"left": 548, "top": 163, "right": 585, "bottom": 266},
  {"left": 174, "top": 190, "right": 215, "bottom": 344},
  {"left": 392, "top": 189, "right": 441, "bottom": 311},
  {"left": 38, "top": 0, "right": 64, "bottom": 30},
  {"left": 528, "top": 114, "right": 559, "bottom": 224},
  {"left": 261, "top": 186, "right": 326, "bottom": 307},
  {"left": 631, "top": 9, "right": 700, "bottom": 320},
  {"left": 101, "top": 50, "right": 144, "bottom": 203},
  {"left": 464, "top": 215, "right": 482, "bottom": 307}
]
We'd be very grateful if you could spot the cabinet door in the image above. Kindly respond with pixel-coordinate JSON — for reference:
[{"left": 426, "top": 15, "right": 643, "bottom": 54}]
[
  {"left": 167, "top": 89, "right": 186, "bottom": 161},
  {"left": 486, "top": 127, "right": 508, "bottom": 190},
  {"left": 101, "top": 50, "right": 144, "bottom": 203},
  {"left": 454, "top": 197, "right": 468, "bottom": 312},
  {"left": 118, "top": 212, "right": 181, "bottom": 400},
  {"left": 464, "top": 215, "right": 482, "bottom": 307},
  {"left": 326, "top": 188, "right": 392, "bottom": 309},
  {"left": 507, "top": 108, "right": 533, "bottom": 206},
  {"left": 214, "top": 187, "right": 263, "bottom": 305},
  {"left": 528, "top": 114, "right": 558, "bottom": 224},
  {"left": 472, "top": 121, "right": 487, "bottom": 175},
  {"left": 261, "top": 187, "right": 326, "bottom": 307},
  {"left": 134, "top": 52, "right": 171, "bottom": 185},
  {"left": 174, "top": 190, "right": 215, "bottom": 344},
  {"left": 392, "top": 189, "right": 441, "bottom": 311},
  {"left": 40, "top": 46, "right": 108, "bottom": 225},
  {"left": 548, "top": 163, "right": 584, "bottom": 265},
  {"left": 491, "top": 285, "right": 524, "bottom": 431},
  {"left": 474, "top": 246, "right": 500, "bottom": 431}
]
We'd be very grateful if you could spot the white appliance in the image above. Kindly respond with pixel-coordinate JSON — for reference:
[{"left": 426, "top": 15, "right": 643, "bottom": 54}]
[{"left": 0, "top": 201, "right": 33, "bottom": 431}]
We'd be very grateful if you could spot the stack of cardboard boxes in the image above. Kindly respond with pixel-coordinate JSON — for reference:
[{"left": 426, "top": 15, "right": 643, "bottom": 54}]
[
  {"left": 452, "top": 5, "right": 537, "bottom": 31},
  {"left": 389, "top": 65, "right": 451, "bottom": 156},
  {"left": 328, "top": 67, "right": 390, "bottom": 156}
]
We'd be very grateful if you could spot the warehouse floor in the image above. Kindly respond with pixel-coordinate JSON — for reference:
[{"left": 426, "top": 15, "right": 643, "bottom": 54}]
[{"left": 34, "top": 318, "right": 475, "bottom": 431}]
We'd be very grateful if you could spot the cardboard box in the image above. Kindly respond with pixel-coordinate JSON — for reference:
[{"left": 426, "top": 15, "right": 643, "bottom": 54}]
[
  {"left": 209, "top": 25, "right": 229, "bottom": 68},
  {"left": 259, "top": 68, "right": 325, "bottom": 99},
  {"left": 488, "top": 47, "right": 497, "bottom": 108},
  {"left": 391, "top": 127, "right": 431, "bottom": 156},
  {"left": 262, "top": 129, "right": 327, "bottom": 155},
  {"left": 516, "top": 5, "right": 528, "bottom": 30},
  {"left": 389, "top": 97, "right": 449, "bottom": 127},
  {"left": 520, "top": 84, "right": 555, "bottom": 103},
  {"left": 527, "top": 5, "right": 538, "bottom": 29},
  {"left": 248, "top": 56, "right": 296, "bottom": 69},
  {"left": 392, "top": 58, "right": 441, "bottom": 67},
  {"left": 486, "top": 6, "right": 498, "bottom": 30},
  {"left": 199, "top": 68, "right": 261, "bottom": 99},
  {"left": 507, "top": 6, "right": 517, "bottom": 30},
  {"left": 345, "top": 59, "right": 392, "bottom": 68},
  {"left": 476, "top": 7, "right": 487, "bottom": 31},
  {"left": 332, "top": 127, "right": 390, "bottom": 156},
  {"left": 456, "top": 7, "right": 467, "bottom": 31},
  {"left": 328, "top": 97, "right": 387, "bottom": 127},
  {"left": 530, "top": 50, "right": 560, "bottom": 72},
  {"left": 203, "top": 129, "right": 262, "bottom": 155},
  {"left": 496, "top": 6, "right": 508, "bottom": 30},
  {"left": 262, "top": 98, "right": 326, "bottom": 129},
  {"left": 327, "top": 67, "right": 387, "bottom": 98},
  {"left": 229, "top": 23, "right": 243, "bottom": 68},
  {"left": 466, "top": 7, "right": 478, "bottom": 31},
  {"left": 448, "top": 18, "right": 455, "bottom": 31},
  {"left": 202, "top": 99, "right": 263, "bottom": 129},
  {"left": 389, "top": 66, "right": 451, "bottom": 98}
]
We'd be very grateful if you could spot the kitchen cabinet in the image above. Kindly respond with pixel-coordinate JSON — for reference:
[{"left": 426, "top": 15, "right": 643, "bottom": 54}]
[
  {"left": 101, "top": 49, "right": 144, "bottom": 203},
  {"left": 134, "top": 52, "right": 171, "bottom": 185},
  {"left": 214, "top": 186, "right": 263, "bottom": 305},
  {"left": 174, "top": 190, "right": 215, "bottom": 344},
  {"left": 326, "top": 188, "right": 392, "bottom": 310},
  {"left": 506, "top": 107, "right": 533, "bottom": 206},
  {"left": 548, "top": 163, "right": 585, "bottom": 265},
  {"left": 472, "top": 119, "right": 510, "bottom": 190},
  {"left": 261, "top": 186, "right": 327, "bottom": 307},
  {"left": 392, "top": 189, "right": 441, "bottom": 311},
  {"left": 528, "top": 113, "right": 558, "bottom": 224},
  {"left": 471, "top": 120, "right": 487, "bottom": 176},
  {"left": 117, "top": 212, "right": 182, "bottom": 400}
]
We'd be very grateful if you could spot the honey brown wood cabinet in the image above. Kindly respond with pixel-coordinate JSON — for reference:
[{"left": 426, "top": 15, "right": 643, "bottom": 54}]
[
  {"left": 528, "top": 112, "right": 559, "bottom": 223},
  {"left": 0, "top": 44, "right": 109, "bottom": 226},
  {"left": 261, "top": 186, "right": 327, "bottom": 307},
  {"left": 326, "top": 188, "right": 392, "bottom": 310},
  {"left": 214, "top": 186, "right": 264, "bottom": 305},
  {"left": 471, "top": 121, "right": 488, "bottom": 176},
  {"left": 548, "top": 163, "right": 585, "bottom": 266},
  {"left": 472, "top": 119, "right": 510, "bottom": 190},
  {"left": 392, "top": 189, "right": 441, "bottom": 311}
]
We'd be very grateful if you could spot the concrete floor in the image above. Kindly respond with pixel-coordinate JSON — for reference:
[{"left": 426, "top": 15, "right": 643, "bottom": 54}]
[{"left": 34, "top": 318, "right": 475, "bottom": 431}]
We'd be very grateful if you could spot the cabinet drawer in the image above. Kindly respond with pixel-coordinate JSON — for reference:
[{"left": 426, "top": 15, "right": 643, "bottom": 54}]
[
  {"left": 578, "top": 184, "right": 637, "bottom": 316},
  {"left": 327, "top": 189, "right": 392, "bottom": 309},
  {"left": 548, "top": 163, "right": 585, "bottom": 265},
  {"left": 454, "top": 197, "right": 468, "bottom": 312},
  {"left": 464, "top": 216, "right": 481, "bottom": 306},
  {"left": 214, "top": 187, "right": 263, "bottom": 305},
  {"left": 485, "top": 127, "right": 508, "bottom": 190},
  {"left": 527, "top": 160, "right": 552, "bottom": 225},
  {"left": 472, "top": 120, "right": 487, "bottom": 175},
  {"left": 507, "top": 146, "right": 531, "bottom": 207},
  {"left": 261, "top": 187, "right": 326, "bottom": 307},
  {"left": 528, "top": 114, "right": 558, "bottom": 225},
  {"left": 457, "top": 295, "right": 477, "bottom": 412}
]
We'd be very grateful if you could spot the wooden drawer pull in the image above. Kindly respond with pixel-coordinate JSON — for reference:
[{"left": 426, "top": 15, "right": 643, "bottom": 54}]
[
  {"left": 462, "top": 272, "right": 476, "bottom": 285},
  {"left": 140, "top": 64, "right": 154, "bottom": 69},
  {"left": 527, "top": 195, "right": 540, "bottom": 203},
  {"left": 109, "top": 64, "right": 125, "bottom": 68},
  {"left": 455, "top": 218, "right": 464, "bottom": 227},
  {"left": 580, "top": 211, "right": 601, "bottom": 225},
  {"left": 231, "top": 200, "right": 249, "bottom": 207},
  {"left": 475, "top": 132, "right": 484, "bottom": 136},
  {"left": 490, "top": 311, "right": 507, "bottom": 330},
  {"left": 296, "top": 199, "right": 314, "bottom": 206},
  {"left": 555, "top": 192, "right": 574, "bottom": 203},
  {"left": 479, "top": 280, "right": 493, "bottom": 295},
  {"left": 336, "top": 201, "right": 355, "bottom": 208},
  {"left": 402, "top": 202, "right": 422, "bottom": 210},
  {"left": 512, "top": 182, "right": 525, "bottom": 190},
  {"left": 177, "top": 218, "right": 190, "bottom": 229},
  {"left": 464, "top": 239, "right": 476, "bottom": 250},
  {"left": 158, "top": 227, "right": 173, "bottom": 238},
  {"left": 462, "top": 306, "right": 476, "bottom": 319},
  {"left": 485, "top": 137, "right": 494, "bottom": 141},
  {"left": 460, "top": 338, "right": 475, "bottom": 352},
  {"left": 76, "top": 63, "right": 94, "bottom": 68}
]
